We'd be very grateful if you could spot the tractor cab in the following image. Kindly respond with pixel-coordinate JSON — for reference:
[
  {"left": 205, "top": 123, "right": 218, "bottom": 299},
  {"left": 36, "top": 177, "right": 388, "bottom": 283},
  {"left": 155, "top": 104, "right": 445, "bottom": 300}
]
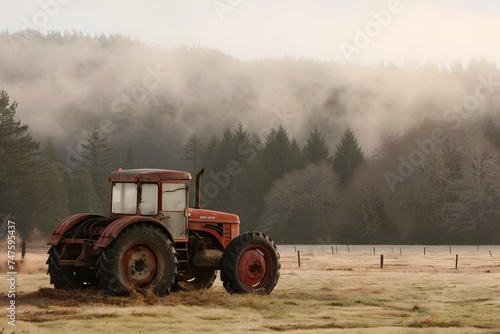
[{"left": 109, "top": 168, "right": 191, "bottom": 240}]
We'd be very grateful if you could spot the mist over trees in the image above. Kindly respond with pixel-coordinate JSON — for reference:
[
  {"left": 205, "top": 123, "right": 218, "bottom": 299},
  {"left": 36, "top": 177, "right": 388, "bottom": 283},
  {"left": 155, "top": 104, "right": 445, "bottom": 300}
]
[{"left": 2, "top": 31, "right": 500, "bottom": 243}]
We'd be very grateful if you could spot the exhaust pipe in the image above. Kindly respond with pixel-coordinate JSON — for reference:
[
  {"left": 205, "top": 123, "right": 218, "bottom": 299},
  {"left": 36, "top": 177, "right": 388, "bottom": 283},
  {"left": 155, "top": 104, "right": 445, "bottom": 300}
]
[{"left": 195, "top": 168, "right": 204, "bottom": 209}]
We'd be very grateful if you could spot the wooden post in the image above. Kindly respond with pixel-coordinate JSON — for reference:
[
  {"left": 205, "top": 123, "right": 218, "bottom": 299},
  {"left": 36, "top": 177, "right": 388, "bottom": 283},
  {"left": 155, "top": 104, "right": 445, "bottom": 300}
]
[
  {"left": 424, "top": 247, "right": 426, "bottom": 255},
  {"left": 449, "top": 245, "right": 451, "bottom": 254},
  {"left": 477, "top": 245, "right": 479, "bottom": 252},
  {"left": 489, "top": 250, "right": 493, "bottom": 257},
  {"left": 298, "top": 250, "right": 301, "bottom": 268},
  {"left": 400, "top": 248, "right": 402, "bottom": 255},
  {"left": 373, "top": 247, "right": 376, "bottom": 255},
  {"left": 347, "top": 245, "right": 350, "bottom": 253},
  {"left": 22, "top": 241, "right": 26, "bottom": 259},
  {"left": 380, "top": 255, "right": 384, "bottom": 269},
  {"left": 331, "top": 246, "right": 334, "bottom": 255},
  {"left": 455, "top": 254, "right": 458, "bottom": 270}
]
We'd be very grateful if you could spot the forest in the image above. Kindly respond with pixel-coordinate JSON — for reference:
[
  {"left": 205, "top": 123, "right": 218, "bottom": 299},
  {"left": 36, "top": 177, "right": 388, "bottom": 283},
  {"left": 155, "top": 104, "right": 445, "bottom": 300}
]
[{"left": 1, "top": 31, "right": 500, "bottom": 244}]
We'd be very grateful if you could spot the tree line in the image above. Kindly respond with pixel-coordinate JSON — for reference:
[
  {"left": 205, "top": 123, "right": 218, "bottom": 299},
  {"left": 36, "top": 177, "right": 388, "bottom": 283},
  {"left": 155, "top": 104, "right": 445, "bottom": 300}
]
[
  {"left": 2, "top": 87, "right": 500, "bottom": 244},
  {"left": 183, "top": 120, "right": 500, "bottom": 245}
]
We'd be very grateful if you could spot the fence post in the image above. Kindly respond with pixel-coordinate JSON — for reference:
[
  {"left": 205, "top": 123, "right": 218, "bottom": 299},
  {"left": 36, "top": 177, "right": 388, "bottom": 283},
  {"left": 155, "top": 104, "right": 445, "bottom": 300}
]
[
  {"left": 298, "top": 250, "right": 301, "bottom": 268},
  {"left": 22, "top": 241, "right": 26, "bottom": 259},
  {"left": 380, "top": 255, "right": 384, "bottom": 269},
  {"left": 455, "top": 254, "right": 459, "bottom": 270}
]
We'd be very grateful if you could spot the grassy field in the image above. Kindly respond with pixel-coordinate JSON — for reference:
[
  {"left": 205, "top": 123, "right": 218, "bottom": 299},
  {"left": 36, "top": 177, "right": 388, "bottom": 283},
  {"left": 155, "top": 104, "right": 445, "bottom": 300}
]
[{"left": 2, "top": 244, "right": 500, "bottom": 333}]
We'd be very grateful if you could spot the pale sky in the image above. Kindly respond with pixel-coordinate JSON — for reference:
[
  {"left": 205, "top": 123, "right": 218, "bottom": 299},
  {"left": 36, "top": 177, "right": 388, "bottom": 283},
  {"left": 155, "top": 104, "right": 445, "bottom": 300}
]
[{"left": 1, "top": 0, "right": 500, "bottom": 65}]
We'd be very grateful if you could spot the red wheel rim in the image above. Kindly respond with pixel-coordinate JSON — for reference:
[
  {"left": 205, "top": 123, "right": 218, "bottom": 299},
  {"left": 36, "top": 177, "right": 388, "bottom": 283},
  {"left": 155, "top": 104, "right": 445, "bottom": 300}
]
[
  {"left": 238, "top": 248, "right": 271, "bottom": 288},
  {"left": 121, "top": 245, "right": 157, "bottom": 287}
]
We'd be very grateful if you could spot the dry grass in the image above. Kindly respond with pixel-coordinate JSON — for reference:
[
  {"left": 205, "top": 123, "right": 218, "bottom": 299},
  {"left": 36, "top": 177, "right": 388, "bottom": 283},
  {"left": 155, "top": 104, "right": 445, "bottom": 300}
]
[{"left": 2, "top": 245, "right": 500, "bottom": 333}]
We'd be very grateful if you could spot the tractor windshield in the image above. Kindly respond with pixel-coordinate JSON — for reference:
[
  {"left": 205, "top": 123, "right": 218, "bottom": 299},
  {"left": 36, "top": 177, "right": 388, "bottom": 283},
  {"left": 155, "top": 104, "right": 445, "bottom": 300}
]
[{"left": 112, "top": 182, "right": 137, "bottom": 214}]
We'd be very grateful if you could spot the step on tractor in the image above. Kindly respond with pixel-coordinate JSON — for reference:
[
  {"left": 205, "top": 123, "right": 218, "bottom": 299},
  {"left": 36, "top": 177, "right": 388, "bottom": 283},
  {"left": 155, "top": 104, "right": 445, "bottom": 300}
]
[{"left": 47, "top": 168, "right": 280, "bottom": 296}]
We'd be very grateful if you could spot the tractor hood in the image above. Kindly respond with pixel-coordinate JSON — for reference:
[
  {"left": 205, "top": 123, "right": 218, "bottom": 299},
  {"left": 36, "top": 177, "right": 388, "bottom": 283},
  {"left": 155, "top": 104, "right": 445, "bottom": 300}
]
[{"left": 188, "top": 208, "right": 240, "bottom": 224}]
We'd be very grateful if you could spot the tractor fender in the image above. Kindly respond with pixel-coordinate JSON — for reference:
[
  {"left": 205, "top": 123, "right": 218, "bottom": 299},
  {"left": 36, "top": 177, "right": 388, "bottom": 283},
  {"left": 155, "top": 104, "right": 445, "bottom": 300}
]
[
  {"left": 47, "top": 213, "right": 105, "bottom": 246},
  {"left": 93, "top": 216, "right": 174, "bottom": 250}
]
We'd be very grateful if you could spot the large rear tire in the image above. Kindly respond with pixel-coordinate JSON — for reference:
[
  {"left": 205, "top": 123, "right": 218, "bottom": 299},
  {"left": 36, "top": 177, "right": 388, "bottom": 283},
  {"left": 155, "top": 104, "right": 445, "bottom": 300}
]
[
  {"left": 98, "top": 224, "right": 176, "bottom": 296},
  {"left": 47, "top": 245, "right": 97, "bottom": 289},
  {"left": 221, "top": 231, "right": 280, "bottom": 294}
]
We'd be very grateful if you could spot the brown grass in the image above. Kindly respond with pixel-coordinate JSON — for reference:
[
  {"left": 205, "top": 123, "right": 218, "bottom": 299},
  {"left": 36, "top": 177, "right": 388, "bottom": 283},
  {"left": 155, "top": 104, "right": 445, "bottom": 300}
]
[{"left": 2, "top": 245, "right": 500, "bottom": 333}]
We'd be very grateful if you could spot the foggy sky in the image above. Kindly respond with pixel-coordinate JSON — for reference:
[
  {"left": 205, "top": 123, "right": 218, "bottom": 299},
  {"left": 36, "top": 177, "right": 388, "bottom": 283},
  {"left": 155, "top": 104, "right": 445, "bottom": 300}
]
[
  {"left": 2, "top": 0, "right": 500, "bottom": 65},
  {"left": 1, "top": 1, "right": 500, "bottom": 168}
]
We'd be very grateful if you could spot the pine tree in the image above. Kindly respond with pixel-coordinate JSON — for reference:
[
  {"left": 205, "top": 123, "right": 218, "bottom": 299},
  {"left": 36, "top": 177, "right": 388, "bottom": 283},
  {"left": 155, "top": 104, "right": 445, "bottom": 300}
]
[
  {"left": 69, "top": 172, "right": 102, "bottom": 213},
  {"left": 31, "top": 138, "right": 71, "bottom": 235},
  {"left": 202, "top": 135, "right": 219, "bottom": 169},
  {"left": 302, "top": 126, "right": 329, "bottom": 164},
  {"left": 332, "top": 128, "right": 364, "bottom": 187},
  {"left": 206, "top": 128, "right": 234, "bottom": 211},
  {"left": 484, "top": 118, "right": 500, "bottom": 149},
  {"left": 262, "top": 125, "right": 293, "bottom": 181},
  {"left": 182, "top": 134, "right": 205, "bottom": 172},
  {"left": 72, "top": 129, "right": 113, "bottom": 206},
  {"left": 124, "top": 145, "right": 137, "bottom": 169},
  {"left": 0, "top": 90, "right": 40, "bottom": 234},
  {"left": 288, "top": 139, "right": 304, "bottom": 171}
]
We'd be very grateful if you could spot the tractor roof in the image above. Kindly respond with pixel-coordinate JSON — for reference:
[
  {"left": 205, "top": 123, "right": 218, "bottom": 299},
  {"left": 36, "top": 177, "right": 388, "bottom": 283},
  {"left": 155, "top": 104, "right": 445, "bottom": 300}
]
[{"left": 109, "top": 169, "right": 192, "bottom": 182}]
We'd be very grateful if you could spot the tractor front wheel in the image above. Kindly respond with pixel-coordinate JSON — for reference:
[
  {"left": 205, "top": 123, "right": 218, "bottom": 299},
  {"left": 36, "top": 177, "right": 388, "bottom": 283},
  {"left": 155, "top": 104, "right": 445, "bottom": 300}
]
[
  {"left": 221, "top": 231, "right": 280, "bottom": 294},
  {"left": 98, "top": 224, "right": 176, "bottom": 296}
]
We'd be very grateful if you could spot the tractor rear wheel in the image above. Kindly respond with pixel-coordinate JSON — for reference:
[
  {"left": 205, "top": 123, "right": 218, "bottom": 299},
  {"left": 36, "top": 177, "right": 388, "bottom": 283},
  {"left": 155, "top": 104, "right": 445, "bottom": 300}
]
[
  {"left": 221, "top": 231, "right": 280, "bottom": 294},
  {"left": 98, "top": 224, "right": 176, "bottom": 296},
  {"left": 47, "top": 245, "right": 97, "bottom": 289},
  {"left": 174, "top": 267, "right": 217, "bottom": 291}
]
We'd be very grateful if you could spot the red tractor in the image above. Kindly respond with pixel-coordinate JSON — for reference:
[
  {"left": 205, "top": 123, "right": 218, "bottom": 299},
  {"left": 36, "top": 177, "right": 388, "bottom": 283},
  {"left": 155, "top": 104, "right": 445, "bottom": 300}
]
[{"left": 47, "top": 168, "right": 280, "bottom": 296}]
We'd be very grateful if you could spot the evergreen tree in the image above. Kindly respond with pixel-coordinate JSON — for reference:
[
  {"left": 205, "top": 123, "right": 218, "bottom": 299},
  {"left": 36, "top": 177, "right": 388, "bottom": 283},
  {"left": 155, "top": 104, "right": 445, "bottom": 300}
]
[
  {"left": 332, "top": 128, "right": 364, "bottom": 188},
  {"left": 124, "top": 145, "right": 137, "bottom": 169},
  {"left": 232, "top": 123, "right": 251, "bottom": 166},
  {"left": 484, "top": 118, "right": 500, "bottom": 149},
  {"left": 72, "top": 129, "right": 113, "bottom": 207},
  {"left": 262, "top": 125, "right": 293, "bottom": 181},
  {"left": 182, "top": 134, "right": 205, "bottom": 172},
  {"left": 302, "top": 126, "right": 329, "bottom": 164},
  {"left": 69, "top": 172, "right": 102, "bottom": 213},
  {"left": 201, "top": 128, "right": 234, "bottom": 211},
  {"left": 0, "top": 90, "right": 40, "bottom": 234},
  {"left": 31, "top": 139, "right": 71, "bottom": 235},
  {"left": 288, "top": 139, "right": 304, "bottom": 171},
  {"left": 202, "top": 135, "right": 219, "bottom": 169}
]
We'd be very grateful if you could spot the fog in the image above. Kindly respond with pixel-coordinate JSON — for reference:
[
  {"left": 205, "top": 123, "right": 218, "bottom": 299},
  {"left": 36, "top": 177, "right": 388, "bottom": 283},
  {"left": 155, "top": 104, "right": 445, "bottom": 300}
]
[{"left": 1, "top": 29, "right": 499, "bottom": 167}]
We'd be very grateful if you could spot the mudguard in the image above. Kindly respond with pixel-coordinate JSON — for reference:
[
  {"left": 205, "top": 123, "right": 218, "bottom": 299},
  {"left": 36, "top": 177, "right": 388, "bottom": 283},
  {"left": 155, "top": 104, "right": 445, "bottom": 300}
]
[
  {"left": 93, "top": 216, "right": 174, "bottom": 249},
  {"left": 47, "top": 213, "right": 105, "bottom": 245}
]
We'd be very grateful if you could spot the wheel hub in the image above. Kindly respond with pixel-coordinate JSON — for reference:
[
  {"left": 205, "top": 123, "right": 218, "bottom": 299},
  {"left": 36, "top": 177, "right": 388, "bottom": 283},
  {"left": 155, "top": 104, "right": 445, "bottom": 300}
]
[
  {"left": 238, "top": 249, "right": 266, "bottom": 286},
  {"left": 122, "top": 245, "right": 157, "bottom": 287}
]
